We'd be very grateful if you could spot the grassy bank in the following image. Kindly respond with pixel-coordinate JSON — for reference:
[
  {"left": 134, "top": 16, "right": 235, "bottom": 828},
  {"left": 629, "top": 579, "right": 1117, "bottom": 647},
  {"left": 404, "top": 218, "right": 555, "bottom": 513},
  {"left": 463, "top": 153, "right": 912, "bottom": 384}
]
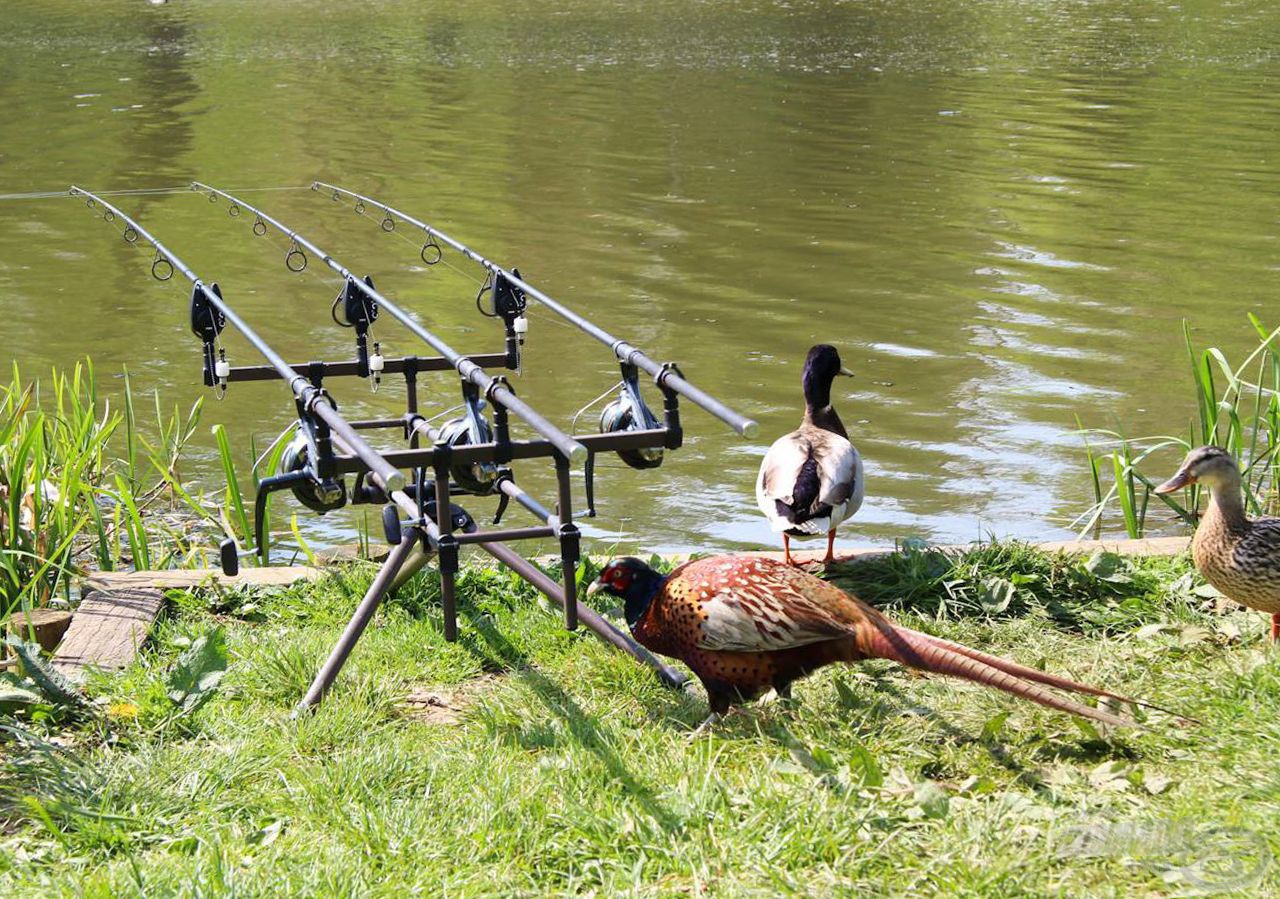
[{"left": 2, "top": 545, "right": 1278, "bottom": 896}]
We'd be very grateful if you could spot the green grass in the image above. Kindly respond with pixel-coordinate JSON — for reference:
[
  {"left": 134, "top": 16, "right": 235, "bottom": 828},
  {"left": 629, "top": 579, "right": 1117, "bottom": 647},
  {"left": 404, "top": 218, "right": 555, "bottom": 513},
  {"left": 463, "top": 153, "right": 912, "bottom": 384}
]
[{"left": 2, "top": 546, "right": 1278, "bottom": 897}]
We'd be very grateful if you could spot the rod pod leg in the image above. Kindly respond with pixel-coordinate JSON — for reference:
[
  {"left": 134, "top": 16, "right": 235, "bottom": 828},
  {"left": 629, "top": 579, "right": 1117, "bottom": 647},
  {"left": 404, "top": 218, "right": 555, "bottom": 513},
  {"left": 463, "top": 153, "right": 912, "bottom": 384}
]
[{"left": 293, "top": 534, "right": 419, "bottom": 717}]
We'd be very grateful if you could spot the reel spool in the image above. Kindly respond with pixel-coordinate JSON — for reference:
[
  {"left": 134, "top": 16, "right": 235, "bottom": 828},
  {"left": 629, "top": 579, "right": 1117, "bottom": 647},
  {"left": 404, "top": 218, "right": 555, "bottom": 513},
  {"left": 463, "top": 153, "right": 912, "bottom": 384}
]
[
  {"left": 437, "top": 406, "right": 499, "bottom": 494},
  {"left": 280, "top": 428, "right": 348, "bottom": 513},
  {"left": 599, "top": 383, "right": 663, "bottom": 470}
]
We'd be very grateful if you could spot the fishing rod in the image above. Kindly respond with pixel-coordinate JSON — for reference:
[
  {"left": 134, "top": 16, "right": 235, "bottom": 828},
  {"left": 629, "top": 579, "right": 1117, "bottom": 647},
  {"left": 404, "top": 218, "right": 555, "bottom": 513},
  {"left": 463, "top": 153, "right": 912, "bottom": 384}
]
[
  {"left": 69, "top": 185, "right": 687, "bottom": 712},
  {"left": 309, "top": 180, "right": 759, "bottom": 439},
  {"left": 189, "top": 181, "right": 587, "bottom": 464},
  {"left": 67, "top": 186, "right": 405, "bottom": 499}
]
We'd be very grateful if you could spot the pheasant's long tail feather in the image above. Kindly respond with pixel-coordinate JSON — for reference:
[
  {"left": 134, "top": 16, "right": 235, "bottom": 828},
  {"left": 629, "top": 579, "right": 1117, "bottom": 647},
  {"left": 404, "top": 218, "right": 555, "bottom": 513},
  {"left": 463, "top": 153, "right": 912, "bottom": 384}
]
[
  {"left": 902, "top": 628, "right": 1190, "bottom": 721},
  {"left": 858, "top": 622, "right": 1134, "bottom": 728}
]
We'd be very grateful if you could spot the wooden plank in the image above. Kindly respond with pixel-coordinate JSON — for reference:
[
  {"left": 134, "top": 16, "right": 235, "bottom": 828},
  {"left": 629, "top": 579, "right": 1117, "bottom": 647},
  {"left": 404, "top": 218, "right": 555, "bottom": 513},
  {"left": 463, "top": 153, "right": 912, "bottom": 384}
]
[
  {"left": 52, "top": 588, "right": 165, "bottom": 682},
  {"left": 83, "top": 565, "right": 325, "bottom": 593}
]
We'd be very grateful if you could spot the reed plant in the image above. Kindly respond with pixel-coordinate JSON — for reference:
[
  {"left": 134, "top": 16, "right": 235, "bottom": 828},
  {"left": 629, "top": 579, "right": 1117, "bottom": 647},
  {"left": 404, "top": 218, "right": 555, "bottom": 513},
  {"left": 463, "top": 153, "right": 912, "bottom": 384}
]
[
  {"left": 1076, "top": 316, "right": 1280, "bottom": 538},
  {"left": 0, "top": 362, "right": 238, "bottom": 624},
  {"left": 1, "top": 362, "right": 114, "bottom": 618}
]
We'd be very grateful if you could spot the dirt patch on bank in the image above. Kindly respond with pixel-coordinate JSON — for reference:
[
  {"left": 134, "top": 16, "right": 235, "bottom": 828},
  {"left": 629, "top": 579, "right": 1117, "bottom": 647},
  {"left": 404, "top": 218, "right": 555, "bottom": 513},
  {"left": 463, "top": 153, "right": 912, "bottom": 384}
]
[{"left": 398, "top": 675, "right": 500, "bottom": 725}]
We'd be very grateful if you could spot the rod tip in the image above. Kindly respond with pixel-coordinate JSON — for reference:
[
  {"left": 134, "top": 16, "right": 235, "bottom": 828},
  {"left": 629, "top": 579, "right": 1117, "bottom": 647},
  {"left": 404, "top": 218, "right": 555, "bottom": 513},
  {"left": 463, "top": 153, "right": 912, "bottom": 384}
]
[{"left": 740, "top": 419, "right": 760, "bottom": 439}]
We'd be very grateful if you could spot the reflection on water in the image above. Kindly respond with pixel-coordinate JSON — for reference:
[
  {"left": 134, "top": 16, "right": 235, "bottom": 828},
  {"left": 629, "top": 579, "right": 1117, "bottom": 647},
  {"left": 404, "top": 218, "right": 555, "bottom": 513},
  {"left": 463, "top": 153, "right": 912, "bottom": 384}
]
[{"left": 2, "top": 0, "right": 1279, "bottom": 553}]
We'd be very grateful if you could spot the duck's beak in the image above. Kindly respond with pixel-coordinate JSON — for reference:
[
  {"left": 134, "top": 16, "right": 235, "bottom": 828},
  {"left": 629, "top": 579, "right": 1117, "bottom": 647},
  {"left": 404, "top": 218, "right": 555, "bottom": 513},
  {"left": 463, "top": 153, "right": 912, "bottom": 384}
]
[
  {"left": 838, "top": 367, "right": 855, "bottom": 378},
  {"left": 1154, "top": 464, "right": 1195, "bottom": 495},
  {"left": 586, "top": 579, "right": 605, "bottom": 598}
]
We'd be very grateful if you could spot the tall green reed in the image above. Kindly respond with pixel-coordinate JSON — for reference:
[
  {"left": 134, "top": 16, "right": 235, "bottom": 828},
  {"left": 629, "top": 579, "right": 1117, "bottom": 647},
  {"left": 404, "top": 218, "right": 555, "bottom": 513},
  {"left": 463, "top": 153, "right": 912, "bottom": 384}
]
[
  {"left": 1076, "top": 315, "right": 1280, "bottom": 538},
  {"left": 1, "top": 362, "right": 116, "bottom": 616},
  {"left": 1, "top": 362, "right": 246, "bottom": 622}
]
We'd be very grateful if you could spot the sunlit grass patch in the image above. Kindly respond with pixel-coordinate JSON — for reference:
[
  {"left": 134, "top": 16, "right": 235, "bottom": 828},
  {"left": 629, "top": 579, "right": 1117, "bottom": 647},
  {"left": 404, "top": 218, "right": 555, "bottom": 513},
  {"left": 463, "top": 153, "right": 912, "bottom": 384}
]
[{"left": 1, "top": 547, "right": 1278, "bottom": 896}]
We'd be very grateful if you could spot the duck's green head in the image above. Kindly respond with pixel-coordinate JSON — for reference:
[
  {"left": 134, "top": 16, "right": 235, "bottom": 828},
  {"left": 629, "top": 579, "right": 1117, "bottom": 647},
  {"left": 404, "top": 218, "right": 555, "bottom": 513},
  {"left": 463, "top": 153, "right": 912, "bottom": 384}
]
[
  {"left": 801, "top": 344, "right": 855, "bottom": 409},
  {"left": 1155, "top": 446, "right": 1239, "bottom": 494}
]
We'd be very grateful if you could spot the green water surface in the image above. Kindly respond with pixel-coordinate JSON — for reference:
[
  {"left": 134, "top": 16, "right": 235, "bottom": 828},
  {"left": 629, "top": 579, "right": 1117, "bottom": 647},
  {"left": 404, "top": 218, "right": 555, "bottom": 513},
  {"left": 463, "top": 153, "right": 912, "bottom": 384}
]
[{"left": 1, "top": 1, "right": 1278, "bottom": 553}]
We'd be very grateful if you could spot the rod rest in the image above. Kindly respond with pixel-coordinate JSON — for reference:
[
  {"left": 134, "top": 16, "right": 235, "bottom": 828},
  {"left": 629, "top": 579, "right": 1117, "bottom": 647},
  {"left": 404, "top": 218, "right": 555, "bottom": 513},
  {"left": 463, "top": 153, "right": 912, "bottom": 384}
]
[{"left": 382, "top": 491, "right": 476, "bottom": 546}]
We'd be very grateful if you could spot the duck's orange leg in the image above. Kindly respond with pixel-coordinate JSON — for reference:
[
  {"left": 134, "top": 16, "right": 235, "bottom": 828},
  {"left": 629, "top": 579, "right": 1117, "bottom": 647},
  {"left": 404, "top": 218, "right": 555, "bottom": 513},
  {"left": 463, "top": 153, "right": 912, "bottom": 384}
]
[
  {"left": 1272, "top": 612, "right": 1278, "bottom": 643},
  {"left": 824, "top": 529, "right": 836, "bottom": 564},
  {"left": 783, "top": 533, "right": 794, "bottom": 566}
]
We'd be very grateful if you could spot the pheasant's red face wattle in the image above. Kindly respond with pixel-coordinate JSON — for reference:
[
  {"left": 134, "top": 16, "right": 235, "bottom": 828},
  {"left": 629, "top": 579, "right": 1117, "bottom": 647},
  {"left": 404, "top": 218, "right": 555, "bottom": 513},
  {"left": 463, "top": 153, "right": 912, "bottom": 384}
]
[{"left": 602, "top": 564, "right": 633, "bottom": 592}]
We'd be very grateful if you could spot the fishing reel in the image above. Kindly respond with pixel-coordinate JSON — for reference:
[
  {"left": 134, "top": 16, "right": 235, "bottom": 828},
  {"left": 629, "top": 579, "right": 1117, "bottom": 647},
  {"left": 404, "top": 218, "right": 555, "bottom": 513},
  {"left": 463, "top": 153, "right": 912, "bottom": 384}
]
[
  {"left": 581, "top": 365, "right": 664, "bottom": 519},
  {"left": 599, "top": 368, "right": 663, "bottom": 470},
  {"left": 280, "top": 426, "right": 348, "bottom": 513},
  {"left": 436, "top": 396, "right": 499, "bottom": 495}
]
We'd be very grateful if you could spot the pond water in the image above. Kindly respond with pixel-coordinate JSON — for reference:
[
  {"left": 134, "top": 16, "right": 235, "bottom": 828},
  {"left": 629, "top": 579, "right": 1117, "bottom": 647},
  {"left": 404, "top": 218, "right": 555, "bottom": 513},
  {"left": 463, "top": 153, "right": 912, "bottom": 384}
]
[{"left": 2, "top": 1, "right": 1278, "bottom": 554}]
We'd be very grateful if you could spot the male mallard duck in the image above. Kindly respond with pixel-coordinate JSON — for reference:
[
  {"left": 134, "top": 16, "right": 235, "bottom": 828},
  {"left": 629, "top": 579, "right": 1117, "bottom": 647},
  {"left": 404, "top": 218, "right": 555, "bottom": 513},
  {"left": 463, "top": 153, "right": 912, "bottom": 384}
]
[
  {"left": 756, "top": 344, "right": 862, "bottom": 565},
  {"left": 1156, "top": 446, "right": 1280, "bottom": 642}
]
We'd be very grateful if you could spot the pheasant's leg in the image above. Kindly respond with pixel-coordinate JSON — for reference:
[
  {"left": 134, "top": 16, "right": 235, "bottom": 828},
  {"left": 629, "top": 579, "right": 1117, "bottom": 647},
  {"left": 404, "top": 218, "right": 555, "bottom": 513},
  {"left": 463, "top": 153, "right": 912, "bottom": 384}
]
[
  {"left": 759, "top": 680, "right": 795, "bottom": 707},
  {"left": 824, "top": 529, "right": 836, "bottom": 564},
  {"left": 1272, "top": 612, "right": 1278, "bottom": 643},
  {"left": 783, "top": 533, "right": 794, "bottom": 566},
  {"left": 687, "top": 712, "right": 722, "bottom": 739}
]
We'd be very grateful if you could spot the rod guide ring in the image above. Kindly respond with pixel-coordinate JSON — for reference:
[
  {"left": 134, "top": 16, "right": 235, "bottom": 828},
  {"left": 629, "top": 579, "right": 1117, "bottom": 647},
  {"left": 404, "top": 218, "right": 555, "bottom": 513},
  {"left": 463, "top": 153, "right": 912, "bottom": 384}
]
[
  {"left": 285, "top": 245, "right": 308, "bottom": 272},
  {"left": 253, "top": 218, "right": 268, "bottom": 237},
  {"left": 151, "top": 256, "right": 174, "bottom": 281},
  {"left": 229, "top": 203, "right": 240, "bottom": 217},
  {"left": 381, "top": 215, "right": 396, "bottom": 233},
  {"left": 421, "top": 238, "right": 442, "bottom": 265}
]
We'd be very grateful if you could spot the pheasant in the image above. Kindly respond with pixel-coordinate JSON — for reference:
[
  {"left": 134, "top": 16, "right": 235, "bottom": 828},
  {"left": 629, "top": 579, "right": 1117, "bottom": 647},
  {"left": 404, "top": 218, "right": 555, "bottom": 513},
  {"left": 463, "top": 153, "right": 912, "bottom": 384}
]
[{"left": 589, "top": 555, "right": 1148, "bottom": 730}]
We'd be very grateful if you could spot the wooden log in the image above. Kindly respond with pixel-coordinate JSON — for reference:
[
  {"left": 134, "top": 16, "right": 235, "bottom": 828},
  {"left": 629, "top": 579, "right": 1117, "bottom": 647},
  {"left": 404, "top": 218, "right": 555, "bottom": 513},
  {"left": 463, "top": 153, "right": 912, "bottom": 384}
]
[
  {"left": 52, "top": 588, "right": 165, "bottom": 683},
  {"left": 6, "top": 608, "right": 74, "bottom": 652}
]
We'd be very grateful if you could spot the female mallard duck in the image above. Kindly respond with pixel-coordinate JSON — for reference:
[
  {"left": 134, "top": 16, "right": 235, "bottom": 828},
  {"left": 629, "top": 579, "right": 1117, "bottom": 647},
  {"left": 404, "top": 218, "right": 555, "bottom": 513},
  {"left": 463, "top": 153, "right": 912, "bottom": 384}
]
[
  {"left": 1156, "top": 446, "right": 1280, "bottom": 641},
  {"left": 756, "top": 344, "right": 863, "bottom": 565}
]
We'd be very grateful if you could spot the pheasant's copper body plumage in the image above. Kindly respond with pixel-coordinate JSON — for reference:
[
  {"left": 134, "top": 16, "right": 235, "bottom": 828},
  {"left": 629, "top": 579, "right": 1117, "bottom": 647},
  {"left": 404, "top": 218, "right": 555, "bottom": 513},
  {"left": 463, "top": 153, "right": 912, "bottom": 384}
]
[{"left": 590, "top": 555, "right": 1143, "bottom": 728}]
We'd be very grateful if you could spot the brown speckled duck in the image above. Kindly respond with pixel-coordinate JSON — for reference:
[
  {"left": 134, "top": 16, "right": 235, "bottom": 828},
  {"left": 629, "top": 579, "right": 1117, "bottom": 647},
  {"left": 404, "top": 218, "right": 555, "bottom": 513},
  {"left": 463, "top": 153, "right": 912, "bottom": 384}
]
[{"left": 1156, "top": 446, "right": 1280, "bottom": 642}]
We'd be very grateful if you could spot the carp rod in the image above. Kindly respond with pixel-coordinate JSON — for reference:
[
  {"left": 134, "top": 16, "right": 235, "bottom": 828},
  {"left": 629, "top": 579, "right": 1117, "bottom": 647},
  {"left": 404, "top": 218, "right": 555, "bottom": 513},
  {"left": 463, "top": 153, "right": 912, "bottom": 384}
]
[
  {"left": 67, "top": 185, "right": 406, "bottom": 497},
  {"left": 188, "top": 181, "right": 587, "bottom": 464},
  {"left": 68, "top": 185, "right": 687, "bottom": 708},
  {"left": 310, "top": 180, "right": 759, "bottom": 439}
]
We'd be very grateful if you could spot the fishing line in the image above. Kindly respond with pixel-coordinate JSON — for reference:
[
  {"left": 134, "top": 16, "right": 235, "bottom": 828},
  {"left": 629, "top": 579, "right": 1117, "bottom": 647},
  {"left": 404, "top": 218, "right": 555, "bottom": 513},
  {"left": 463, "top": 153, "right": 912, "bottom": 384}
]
[
  {"left": 349, "top": 202, "right": 486, "bottom": 287},
  {"left": 0, "top": 184, "right": 312, "bottom": 202},
  {"left": 254, "top": 214, "right": 395, "bottom": 362},
  {"left": 570, "top": 381, "right": 625, "bottom": 435},
  {"left": 324, "top": 193, "right": 581, "bottom": 347}
]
